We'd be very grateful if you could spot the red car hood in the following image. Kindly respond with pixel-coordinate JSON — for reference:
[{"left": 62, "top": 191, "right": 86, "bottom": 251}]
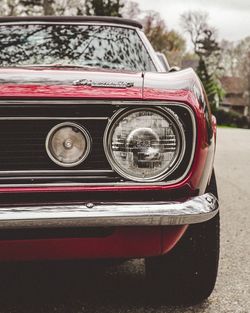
[
  {"left": 0, "top": 67, "right": 143, "bottom": 99},
  {"left": 0, "top": 67, "right": 198, "bottom": 102}
]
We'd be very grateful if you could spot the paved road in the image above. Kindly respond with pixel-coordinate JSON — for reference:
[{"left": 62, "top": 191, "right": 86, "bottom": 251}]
[{"left": 1, "top": 128, "right": 249, "bottom": 313}]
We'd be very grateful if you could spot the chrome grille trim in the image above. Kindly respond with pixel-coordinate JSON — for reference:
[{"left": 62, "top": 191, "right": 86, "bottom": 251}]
[
  {"left": 0, "top": 170, "right": 114, "bottom": 176},
  {"left": 0, "top": 117, "right": 109, "bottom": 120},
  {"left": 0, "top": 193, "right": 219, "bottom": 228}
]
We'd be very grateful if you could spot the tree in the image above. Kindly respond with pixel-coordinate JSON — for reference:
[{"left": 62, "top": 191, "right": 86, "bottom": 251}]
[
  {"left": 165, "top": 30, "right": 186, "bottom": 66},
  {"left": 85, "top": 0, "right": 124, "bottom": 17},
  {"left": 236, "top": 38, "right": 250, "bottom": 109},
  {"left": 0, "top": 0, "right": 88, "bottom": 15},
  {"left": 235, "top": 37, "right": 250, "bottom": 83},
  {"left": 220, "top": 40, "right": 239, "bottom": 77},
  {"left": 121, "top": 0, "right": 140, "bottom": 19},
  {"left": 3, "top": 0, "right": 55, "bottom": 15},
  {"left": 53, "top": 0, "right": 86, "bottom": 15},
  {"left": 143, "top": 11, "right": 186, "bottom": 66},
  {"left": 181, "top": 11, "right": 224, "bottom": 112},
  {"left": 180, "top": 11, "right": 209, "bottom": 55}
]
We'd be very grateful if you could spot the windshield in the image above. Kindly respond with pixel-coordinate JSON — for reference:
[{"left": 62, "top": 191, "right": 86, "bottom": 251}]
[{"left": 0, "top": 24, "right": 156, "bottom": 71}]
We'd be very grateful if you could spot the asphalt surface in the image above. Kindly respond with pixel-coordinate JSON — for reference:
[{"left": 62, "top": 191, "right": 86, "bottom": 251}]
[{"left": 0, "top": 128, "right": 249, "bottom": 313}]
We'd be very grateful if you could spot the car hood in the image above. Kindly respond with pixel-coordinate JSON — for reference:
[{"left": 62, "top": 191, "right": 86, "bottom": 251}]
[
  {"left": 0, "top": 68, "right": 144, "bottom": 99},
  {"left": 0, "top": 67, "right": 198, "bottom": 102}
]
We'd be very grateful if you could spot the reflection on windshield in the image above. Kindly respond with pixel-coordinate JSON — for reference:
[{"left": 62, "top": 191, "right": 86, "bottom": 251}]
[{"left": 0, "top": 24, "right": 156, "bottom": 71}]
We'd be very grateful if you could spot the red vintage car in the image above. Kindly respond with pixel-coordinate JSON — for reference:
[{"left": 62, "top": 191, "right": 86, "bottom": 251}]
[{"left": 0, "top": 16, "right": 219, "bottom": 304}]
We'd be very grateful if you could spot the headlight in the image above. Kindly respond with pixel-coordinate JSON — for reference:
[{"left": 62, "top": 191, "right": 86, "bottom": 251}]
[
  {"left": 104, "top": 107, "right": 185, "bottom": 182},
  {"left": 46, "top": 122, "right": 91, "bottom": 167}
]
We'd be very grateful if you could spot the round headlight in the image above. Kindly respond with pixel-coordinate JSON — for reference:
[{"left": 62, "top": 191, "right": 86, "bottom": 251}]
[
  {"left": 104, "top": 108, "right": 185, "bottom": 182},
  {"left": 46, "top": 122, "right": 91, "bottom": 167}
]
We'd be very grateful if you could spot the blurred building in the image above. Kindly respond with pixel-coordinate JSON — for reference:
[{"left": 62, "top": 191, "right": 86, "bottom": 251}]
[{"left": 219, "top": 76, "right": 249, "bottom": 117}]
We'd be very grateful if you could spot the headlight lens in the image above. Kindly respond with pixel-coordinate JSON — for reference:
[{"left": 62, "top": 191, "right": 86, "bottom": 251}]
[
  {"left": 46, "top": 122, "right": 91, "bottom": 167},
  {"left": 104, "top": 108, "right": 185, "bottom": 182}
]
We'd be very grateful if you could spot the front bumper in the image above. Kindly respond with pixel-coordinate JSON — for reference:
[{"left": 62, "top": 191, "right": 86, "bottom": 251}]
[{"left": 0, "top": 193, "right": 218, "bottom": 229}]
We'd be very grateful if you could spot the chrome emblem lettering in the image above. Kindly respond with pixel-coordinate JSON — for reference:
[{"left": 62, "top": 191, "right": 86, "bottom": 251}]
[{"left": 73, "top": 79, "right": 134, "bottom": 88}]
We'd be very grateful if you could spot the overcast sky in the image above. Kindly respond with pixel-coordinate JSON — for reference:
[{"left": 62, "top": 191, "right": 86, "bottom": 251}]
[{"left": 136, "top": 0, "right": 250, "bottom": 44}]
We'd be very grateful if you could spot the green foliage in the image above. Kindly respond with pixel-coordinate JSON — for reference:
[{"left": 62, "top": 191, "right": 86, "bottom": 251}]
[
  {"left": 197, "top": 58, "right": 224, "bottom": 113},
  {"left": 215, "top": 109, "right": 250, "bottom": 128},
  {"left": 85, "top": 0, "right": 124, "bottom": 17}
]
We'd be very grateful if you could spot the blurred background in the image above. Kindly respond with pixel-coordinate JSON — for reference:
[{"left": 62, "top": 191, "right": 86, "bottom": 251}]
[{"left": 0, "top": 0, "right": 249, "bottom": 128}]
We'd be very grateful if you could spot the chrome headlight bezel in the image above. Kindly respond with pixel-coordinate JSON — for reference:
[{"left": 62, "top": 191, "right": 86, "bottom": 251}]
[
  {"left": 103, "top": 107, "right": 186, "bottom": 182},
  {"left": 45, "top": 122, "right": 91, "bottom": 168}
]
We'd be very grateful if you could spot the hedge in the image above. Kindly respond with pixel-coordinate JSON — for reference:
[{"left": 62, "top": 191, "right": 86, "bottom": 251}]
[{"left": 214, "top": 109, "right": 250, "bottom": 129}]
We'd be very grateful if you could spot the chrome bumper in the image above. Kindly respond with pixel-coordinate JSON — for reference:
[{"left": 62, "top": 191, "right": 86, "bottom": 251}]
[{"left": 0, "top": 193, "right": 218, "bottom": 229}]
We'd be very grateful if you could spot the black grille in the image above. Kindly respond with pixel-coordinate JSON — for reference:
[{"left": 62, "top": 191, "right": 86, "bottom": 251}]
[
  {"left": 0, "top": 119, "right": 110, "bottom": 171},
  {"left": 0, "top": 101, "right": 195, "bottom": 185}
]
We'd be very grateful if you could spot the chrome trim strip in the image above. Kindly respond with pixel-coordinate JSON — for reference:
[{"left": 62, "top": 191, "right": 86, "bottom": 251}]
[
  {"left": 0, "top": 170, "right": 114, "bottom": 176},
  {"left": 0, "top": 193, "right": 218, "bottom": 228},
  {"left": 0, "top": 99, "right": 192, "bottom": 106},
  {"left": 0, "top": 117, "right": 109, "bottom": 120},
  {"left": 0, "top": 176, "right": 115, "bottom": 181},
  {"left": 0, "top": 182, "right": 168, "bottom": 187}
]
